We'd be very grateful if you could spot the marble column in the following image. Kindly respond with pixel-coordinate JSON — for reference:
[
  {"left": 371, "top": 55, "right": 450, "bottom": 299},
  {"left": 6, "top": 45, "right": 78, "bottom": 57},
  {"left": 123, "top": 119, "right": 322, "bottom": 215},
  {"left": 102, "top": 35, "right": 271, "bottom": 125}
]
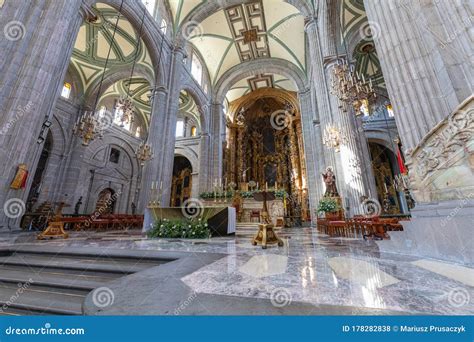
[
  {"left": 297, "top": 89, "right": 324, "bottom": 220},
  {"left": 324, "top": 59, "right": 377, "bottom": 215},
  {"left": 138, "top": 86, "right": 168, "bottom": 211},
  {"left": 0, "top": 0, "right": 85, "bottom": 229},
  {"left": 209, "top": 102, "right": 225, "bottom": 187},
  {"left": 362, "top": 0, "right": 472, "bottom": 151},
  {"left": 158, "top": 47, "right": 186, "bottom": 206}
]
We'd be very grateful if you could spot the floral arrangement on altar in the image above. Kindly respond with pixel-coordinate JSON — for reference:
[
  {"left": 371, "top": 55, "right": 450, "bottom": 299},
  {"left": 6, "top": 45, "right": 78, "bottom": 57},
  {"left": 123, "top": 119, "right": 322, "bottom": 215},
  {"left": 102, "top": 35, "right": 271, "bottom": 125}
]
[
  {"left": 317, "top": 197, "right": 341, "bottom": 214},
  {"left": 147, "top": 218, "right": 211, "bottom": 239}
]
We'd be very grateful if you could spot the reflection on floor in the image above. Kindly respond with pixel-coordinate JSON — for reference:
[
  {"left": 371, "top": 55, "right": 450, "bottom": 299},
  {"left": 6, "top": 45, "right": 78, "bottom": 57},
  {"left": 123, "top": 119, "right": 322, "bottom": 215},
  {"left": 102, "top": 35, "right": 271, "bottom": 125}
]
[{"left": 1, "top": 226, "right": 473, "bottom": 315}]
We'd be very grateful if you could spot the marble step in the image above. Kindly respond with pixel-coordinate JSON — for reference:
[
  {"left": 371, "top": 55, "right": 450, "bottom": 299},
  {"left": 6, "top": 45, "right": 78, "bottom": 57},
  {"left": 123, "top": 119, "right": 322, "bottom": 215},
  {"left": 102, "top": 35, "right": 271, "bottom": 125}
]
[
  {"left": 0, "top": 265, "right": 119, "bottom": 291},
  {"left": 0, "top": 253, "right": 156, "bottom": 275},
  {"left": 0, "top": 282, "right": 86, "bottom": 315}
]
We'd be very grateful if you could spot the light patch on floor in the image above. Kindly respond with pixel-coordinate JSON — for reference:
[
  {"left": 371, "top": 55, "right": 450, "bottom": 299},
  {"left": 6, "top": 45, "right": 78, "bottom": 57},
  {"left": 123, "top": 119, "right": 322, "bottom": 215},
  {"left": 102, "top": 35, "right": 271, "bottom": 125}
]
[
  {"left": 411, "top": 259, "right": 474, "bottom": 287},
  {"left": 328, "top": 257, "right": 400, "bottom": 288},
  {"left": 239, "top": 254, "right": 288, "bottom": 278}
]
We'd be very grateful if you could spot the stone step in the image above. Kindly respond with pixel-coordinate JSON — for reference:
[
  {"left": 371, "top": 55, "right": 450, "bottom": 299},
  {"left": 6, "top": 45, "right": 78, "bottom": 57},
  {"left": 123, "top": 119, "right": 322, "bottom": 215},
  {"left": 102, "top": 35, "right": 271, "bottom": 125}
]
[
  {"left": 0, "top": 265, "right": 118, "bottom": 291},
  {"left": 0, "top": 282, "right": 86, "bottom": 315},
  {"left": 0, "top": 253, "right": 157, "bottom": 275}
]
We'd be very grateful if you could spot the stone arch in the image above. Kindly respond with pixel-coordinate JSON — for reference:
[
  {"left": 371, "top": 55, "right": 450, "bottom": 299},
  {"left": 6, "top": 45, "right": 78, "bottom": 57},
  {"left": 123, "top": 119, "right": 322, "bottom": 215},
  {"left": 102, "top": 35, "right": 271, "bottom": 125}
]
[
  {"left": 84, "top": 0, "right": 168, "bottom": 86},
  {"left": 214, "top": 58, "right": 308, "bottom": 104},
  {"left": 85, "top": 65, "right": 155, "bottom": 108},
  {"left": 174, "top": 148, "right": 199, "bottom": 174},
  {"left": 178, "top": 82, "right": 209, "bottom": 134}
]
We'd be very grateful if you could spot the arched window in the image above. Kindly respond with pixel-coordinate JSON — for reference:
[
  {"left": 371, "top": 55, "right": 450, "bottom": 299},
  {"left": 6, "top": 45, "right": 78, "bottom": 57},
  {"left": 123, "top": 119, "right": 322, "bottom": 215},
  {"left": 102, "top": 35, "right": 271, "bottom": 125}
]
[
  {"left": 135, "top": 126, "right": 142, "bottom": 138},
  {"left": 386, "top": 104, "right": 394, "bottom": 117},
  {"left": 176, "top": 119, "right": 184, "bottom": 137},
  {"left": 160, "top": 19, "right": 167, "bottom": 34},
  {"left": 191, "top": 53, "right": 203, "bottom": 85},
  {"left": 141, "top": 0, "right": 155, "bottom": 15},
  {"left": 190, "top": 126, "right": 197, "bottom": 137},
  {"left": 61, "top": 82, "right": 71, "bottom": 99}
]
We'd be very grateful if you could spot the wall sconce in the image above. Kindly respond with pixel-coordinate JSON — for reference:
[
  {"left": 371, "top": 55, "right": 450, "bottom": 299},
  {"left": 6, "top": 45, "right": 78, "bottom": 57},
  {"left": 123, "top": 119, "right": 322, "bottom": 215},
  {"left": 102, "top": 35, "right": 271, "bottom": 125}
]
[{"left": 37, "top": 120, "right": 52, "bottom": 144}]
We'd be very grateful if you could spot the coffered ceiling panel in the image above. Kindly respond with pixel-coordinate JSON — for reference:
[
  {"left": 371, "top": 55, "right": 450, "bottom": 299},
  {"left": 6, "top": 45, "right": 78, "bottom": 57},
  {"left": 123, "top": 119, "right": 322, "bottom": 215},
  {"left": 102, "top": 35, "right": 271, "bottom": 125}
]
[{"left": 225, "top": 73, "right": 297, "bottom": 103}]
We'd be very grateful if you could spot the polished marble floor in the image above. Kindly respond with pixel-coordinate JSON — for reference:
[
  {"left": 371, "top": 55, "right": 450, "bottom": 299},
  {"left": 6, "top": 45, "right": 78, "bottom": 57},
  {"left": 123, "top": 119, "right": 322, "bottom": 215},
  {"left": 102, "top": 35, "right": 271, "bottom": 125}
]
[{"left": 1, "top": 226, "right": 473, "bottom": 315}]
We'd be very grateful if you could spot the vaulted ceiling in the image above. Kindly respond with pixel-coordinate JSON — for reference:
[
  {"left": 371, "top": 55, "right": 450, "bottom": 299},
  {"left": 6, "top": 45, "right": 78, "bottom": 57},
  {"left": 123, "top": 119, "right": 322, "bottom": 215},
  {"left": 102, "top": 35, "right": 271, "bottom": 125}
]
[
  {"left": 72, "top": 3, "right": 154, "bottom": 94},
  {"left": 168, "top": 0, "right": 306, "bottom": 89}
]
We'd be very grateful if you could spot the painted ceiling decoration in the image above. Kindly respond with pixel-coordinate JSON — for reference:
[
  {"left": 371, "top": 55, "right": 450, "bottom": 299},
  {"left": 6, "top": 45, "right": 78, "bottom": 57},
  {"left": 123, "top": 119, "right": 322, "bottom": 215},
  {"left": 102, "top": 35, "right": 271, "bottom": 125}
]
[
  {"left": 71, "top": 3, "right": 154, "bottom": 94},
  {"left": 341, "top": 0, "right": 386, "bottom": 89},
  {"left": 225, "top": 73, "right": 297, "bottom": 103},
  {"left": 340, "top": 0, "right": 367, "bottom": 39},
  {"left": 168, "top": 0, "right": 305, "bottom": 87},
  {"left": 353, "top": 40, "right": 386, "bottom": 89}
]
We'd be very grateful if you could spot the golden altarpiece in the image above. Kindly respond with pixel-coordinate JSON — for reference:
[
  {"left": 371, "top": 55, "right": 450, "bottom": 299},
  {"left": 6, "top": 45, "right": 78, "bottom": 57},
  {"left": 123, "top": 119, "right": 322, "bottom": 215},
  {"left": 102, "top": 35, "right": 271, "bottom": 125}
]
[{"left": 224, "top": 88, "right": 309, "bottom": 225}]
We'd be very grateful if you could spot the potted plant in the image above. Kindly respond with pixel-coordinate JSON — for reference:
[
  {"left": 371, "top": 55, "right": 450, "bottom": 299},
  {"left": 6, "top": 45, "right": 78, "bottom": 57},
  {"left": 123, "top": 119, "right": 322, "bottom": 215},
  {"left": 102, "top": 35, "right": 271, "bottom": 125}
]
[{"left": 317, "top": 197, "right": 341, "bottom": 220}]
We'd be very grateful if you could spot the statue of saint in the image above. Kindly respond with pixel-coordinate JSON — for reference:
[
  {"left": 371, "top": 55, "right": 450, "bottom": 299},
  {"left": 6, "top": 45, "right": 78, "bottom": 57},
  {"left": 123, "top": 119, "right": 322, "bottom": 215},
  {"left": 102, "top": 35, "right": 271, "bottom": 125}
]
[
  {"left": 74, "top": 196, "right": 83, "bottom": 215},
  {"left": 322, "top": 167, "right": 339, "bottom": 197}
]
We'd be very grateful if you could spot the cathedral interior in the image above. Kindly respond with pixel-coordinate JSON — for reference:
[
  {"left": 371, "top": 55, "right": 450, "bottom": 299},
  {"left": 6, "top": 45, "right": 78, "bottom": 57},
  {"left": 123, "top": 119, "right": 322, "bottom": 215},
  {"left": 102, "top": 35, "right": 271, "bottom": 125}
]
[{"left": 0, "top": 0, "right": 472, "bottom": 317}]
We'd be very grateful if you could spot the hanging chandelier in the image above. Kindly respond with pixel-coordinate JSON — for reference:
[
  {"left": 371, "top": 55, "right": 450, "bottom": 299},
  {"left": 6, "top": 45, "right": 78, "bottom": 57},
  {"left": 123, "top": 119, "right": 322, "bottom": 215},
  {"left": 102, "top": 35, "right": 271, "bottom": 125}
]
[
  {"left": 136, "top": 141, "right": 153, "bottom": 166},
  {"left": 330, "top": 58, "right": 377, "bottom": 115},
  {"left": 115, "top": 96, "right": 135, "bottom": 127},
  {"left": 73, "top": 111, "right": 104, "bottom": 146},
  {"left": 322, "top": 123, "right": 347, "bottom": 152},
  {"left": 73, "top": 1, "right": 124, "bottom": 145}
]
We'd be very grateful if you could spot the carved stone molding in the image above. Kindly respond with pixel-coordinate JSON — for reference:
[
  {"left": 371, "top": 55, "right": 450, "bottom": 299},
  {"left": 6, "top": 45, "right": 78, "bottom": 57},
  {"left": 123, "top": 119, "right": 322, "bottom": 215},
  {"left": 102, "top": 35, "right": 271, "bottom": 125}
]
[{"left": 406, "top": 96, "right": 474, "bottom": 202}]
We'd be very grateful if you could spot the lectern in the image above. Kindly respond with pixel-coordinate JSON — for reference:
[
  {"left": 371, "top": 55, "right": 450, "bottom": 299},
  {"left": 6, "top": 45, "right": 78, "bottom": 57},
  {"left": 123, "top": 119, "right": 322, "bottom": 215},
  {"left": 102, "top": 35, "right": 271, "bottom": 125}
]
[{"left": 251, "top": 191, "right": 284, "bottom": 249}]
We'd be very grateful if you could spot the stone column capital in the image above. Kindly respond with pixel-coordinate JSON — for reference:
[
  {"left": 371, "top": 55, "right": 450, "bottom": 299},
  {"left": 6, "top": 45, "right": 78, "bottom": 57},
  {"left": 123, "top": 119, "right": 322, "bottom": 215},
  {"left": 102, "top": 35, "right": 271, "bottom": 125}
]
[
  {"left": 79, "top": 1, "right": 98, "bottom": 22},
  {"left": 304, "top": 16, "right": 318, "bottom": 32}
]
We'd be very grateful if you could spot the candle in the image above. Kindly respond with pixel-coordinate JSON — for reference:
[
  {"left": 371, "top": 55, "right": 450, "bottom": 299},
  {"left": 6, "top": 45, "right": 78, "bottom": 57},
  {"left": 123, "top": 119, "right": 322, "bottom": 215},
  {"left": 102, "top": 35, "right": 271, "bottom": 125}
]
[
  {"left": 274, "top": 181, "right": 277, "bottom": 190},
  {"left": 384, "top": 182, "right": 388, "bottom": 193},
  {"left": 256, "top": 182, "right": 259, "bottom": 190},
  {"left": 160, "top": 181, "right": 163, "bottom": 190},
  {"left": 265, "top": 182, "right": 268, "bottom": 192}
]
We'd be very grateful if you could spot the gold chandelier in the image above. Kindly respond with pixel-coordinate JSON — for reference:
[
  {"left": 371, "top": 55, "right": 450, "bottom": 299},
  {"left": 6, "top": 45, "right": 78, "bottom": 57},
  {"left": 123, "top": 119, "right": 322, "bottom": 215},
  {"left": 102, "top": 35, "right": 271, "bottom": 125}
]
[
  {"left": 73, "top": 111, "right": 104, "bottom": 146},
  {"left": 322, "top": 123, "right": 347, "bottom": 152},
  {"left": 136, "top": 141, "right": 153, "bottom": 166},
  {"left": 330, "top": 59, "right": 376, "bottom": 115}
]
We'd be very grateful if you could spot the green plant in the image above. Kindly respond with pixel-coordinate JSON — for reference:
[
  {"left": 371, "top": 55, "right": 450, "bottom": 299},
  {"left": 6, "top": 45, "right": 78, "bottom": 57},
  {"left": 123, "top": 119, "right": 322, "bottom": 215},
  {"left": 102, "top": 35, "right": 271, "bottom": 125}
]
[
  {"left": 317, "top": 197, "right": 340, "bottom": 213},
  {"left": 147, "top": 218, "right": 211, "bottom": 239}
]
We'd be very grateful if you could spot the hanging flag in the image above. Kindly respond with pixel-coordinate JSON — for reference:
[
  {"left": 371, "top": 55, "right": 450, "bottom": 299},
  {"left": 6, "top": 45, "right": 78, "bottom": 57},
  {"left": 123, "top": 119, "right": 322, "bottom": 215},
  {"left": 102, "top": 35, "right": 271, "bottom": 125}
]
[{"left": 397, "top": 147, "right": 407, "bottom": 174}]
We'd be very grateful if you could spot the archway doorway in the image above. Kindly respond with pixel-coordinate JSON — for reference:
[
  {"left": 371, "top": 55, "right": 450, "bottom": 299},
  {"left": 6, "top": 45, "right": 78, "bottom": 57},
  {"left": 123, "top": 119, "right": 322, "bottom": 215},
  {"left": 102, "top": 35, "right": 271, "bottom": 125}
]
[
  {"left": 171, "top": 156, "right": 193, "bottom": 207},
  {"left": 95, "top": 188, "right": 116, "bottom": 214}
]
